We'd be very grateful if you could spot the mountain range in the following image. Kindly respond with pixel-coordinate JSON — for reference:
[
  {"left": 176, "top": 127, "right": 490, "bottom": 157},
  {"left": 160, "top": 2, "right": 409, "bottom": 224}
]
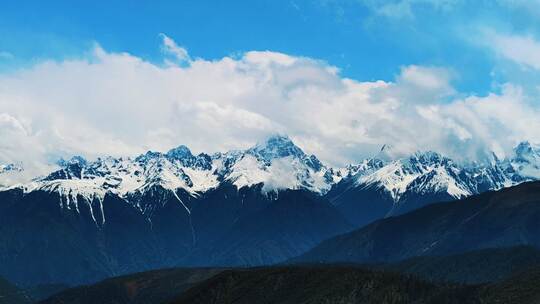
[
  {"left": 0, "top": 135, "right": 539, "bottom": 287},
  {"left": 2, "top": 136, "right": 539, "bottom": 226}
]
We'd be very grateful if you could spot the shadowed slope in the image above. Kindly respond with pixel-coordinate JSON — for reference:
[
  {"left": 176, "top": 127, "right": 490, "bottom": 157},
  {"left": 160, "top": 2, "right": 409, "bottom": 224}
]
[{"left": 294, "top": 181, "right": 540, "bottom": 265}]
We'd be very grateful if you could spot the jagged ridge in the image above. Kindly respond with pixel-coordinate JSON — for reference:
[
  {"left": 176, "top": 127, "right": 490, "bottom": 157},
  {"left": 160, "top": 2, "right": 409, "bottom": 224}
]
[{"left": 2, "top": 136, "right": 540, "bottom": 226}]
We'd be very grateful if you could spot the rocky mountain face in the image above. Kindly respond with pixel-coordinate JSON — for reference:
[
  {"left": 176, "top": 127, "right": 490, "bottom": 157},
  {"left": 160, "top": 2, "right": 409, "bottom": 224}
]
[{"left": 0, "top": 136, "right": 539, "bottom": 286}]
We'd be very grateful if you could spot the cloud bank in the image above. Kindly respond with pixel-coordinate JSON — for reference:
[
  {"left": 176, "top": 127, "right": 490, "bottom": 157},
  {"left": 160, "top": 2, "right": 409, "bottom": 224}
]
[{"left": 0, "top": 35, "right": 539, "bottom": 181}]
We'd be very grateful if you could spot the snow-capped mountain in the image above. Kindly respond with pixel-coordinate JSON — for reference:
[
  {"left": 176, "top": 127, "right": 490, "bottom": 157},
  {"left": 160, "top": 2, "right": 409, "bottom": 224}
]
[
  {"left": 506, "top": 141, "right": 540, "bottom": 179},
  {"left": 220, "top": 135, "right": 337, "bottom": 193},
  {"left": 1, "top": 135, "right": 540, "bottom": 286},
  {"left": 326, "top": 144, "right": 540, "bottom": 225},
  {"left": 356, "top": 152, "right": 471, "bottom": 201},
  {"left": 2, "top": 135, "right": 540, "bottom": 226},
  {"left": 0, "top": 136, "right": 352, "bottom": 286},
  {"left": 3, "top": 135, "right": 339, "bottom": 224},
  {"left": 36, "top": 135, "right": 335, "bottom": 199}
]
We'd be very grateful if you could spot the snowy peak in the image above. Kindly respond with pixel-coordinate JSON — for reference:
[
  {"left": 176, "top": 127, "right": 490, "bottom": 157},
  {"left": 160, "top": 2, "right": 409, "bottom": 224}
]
[
  {"left": 405, "top": 167, "right": 471, "bottom": 198},
  {"left": 246, "top": 135, "right": 328, "bottom": 174},
  {"left": 165, "top": 145, "right": 213, "bottom": 170},
  {"left": 407, "top": 151, "right": 452, "bottom": 168},
  {"left": 20, "top": 135, "right": 338, "bottom": 207},
  {"left": 508, "top": 141, "right": 540, "bottom": 179},
  {"left": 135, "top": 151, "right": 162, "bottom": 163},
  {"left": 60, "top": 155, "right": 88, "bottom": 166},
  {"left": 4, "top": 137, "right": 540, "bottom": 216},
  {"left": 219, "top": 136, "right": 334, "bottom": 194},
  {"left": 342, "top": 158, "right": 386, "bottom": 178},
  {"left": 45, "top": 157, "right": 87, "bottom": 180},
  {"left": 41, "top": 150, "right": 216, "bottom": 202},
  {"left": 166, "top": 145, "right": 193, "bottom": 159},
  {"left": 356, "top": 150, "right": 481, "bottom": 202},
  {"left": 513, "top": 141, "right": 540, "bottom": 164},
  {"left": 248, "top": 135, "right": 306, "bottom": 162},
  {"left": 347, "top": 142, "right": 540, "bottom": 205}
]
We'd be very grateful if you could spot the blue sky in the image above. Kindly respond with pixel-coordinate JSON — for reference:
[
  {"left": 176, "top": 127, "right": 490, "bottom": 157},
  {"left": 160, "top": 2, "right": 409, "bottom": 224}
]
[
  {"left": 1, "top": 0, "right": 540, "bottom": 178},
  {"left": 2, "top": 0, "right": 538, "bottom": 94}
]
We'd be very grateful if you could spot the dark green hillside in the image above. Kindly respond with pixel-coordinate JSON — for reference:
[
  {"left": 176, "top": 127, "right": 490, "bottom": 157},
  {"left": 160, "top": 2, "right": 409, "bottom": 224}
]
[
  {"left": 0, "top": 276, "right": 31, "bottom": 304},
  {"left": 380, "top": 246, "right": 540, "bottom": 284},
  {"left": 40, "top": 268, "right": 223, "bottom": 304},
  {"left": 171, "top": 266, "right": 478, "bottom": 304},
  {"left": 480, "top": 266, "right": 540, "bottom": 304},
  {"left": 37, "top": 264, "right": 540, "bottom": 304}
]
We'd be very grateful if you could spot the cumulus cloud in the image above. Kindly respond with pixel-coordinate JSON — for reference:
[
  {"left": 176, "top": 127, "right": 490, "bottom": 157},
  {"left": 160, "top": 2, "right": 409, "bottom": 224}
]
[{"left": 0, "top": 35, "right": 539, "bottom": 180}]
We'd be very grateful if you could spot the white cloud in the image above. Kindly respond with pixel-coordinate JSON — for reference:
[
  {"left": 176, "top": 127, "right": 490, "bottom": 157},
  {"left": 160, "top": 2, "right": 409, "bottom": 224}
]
[
  {"left": 414, "top": 84, "right": 540, "bottom": 159},
  {"left": 361, "top": 0, "right": 462, "bottom": 19},
  {"left": 0, "top": 36, "right": 538, "bottom": 180},
  {"left": 399, "top": 65, "right": 453, "bottom": 91},
  {"left": 159, "top": 33, "right": 191, "bottom": 64},
  {"left": 489, "top": 32, "right": 540, "bottom": 70}
]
